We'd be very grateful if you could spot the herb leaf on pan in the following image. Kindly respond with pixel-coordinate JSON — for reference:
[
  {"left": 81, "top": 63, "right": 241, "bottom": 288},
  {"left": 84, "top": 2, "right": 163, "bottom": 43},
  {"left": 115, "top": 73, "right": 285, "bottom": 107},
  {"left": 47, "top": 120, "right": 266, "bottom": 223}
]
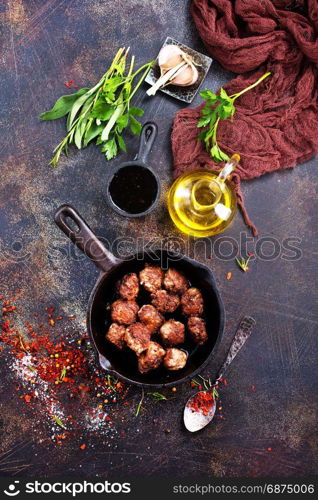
[
  {"left": 198, "top": 72, "right": 271, "bottom": 163},
  {"left": 40, "top": 48, "right": 154, "bottom": 166}
]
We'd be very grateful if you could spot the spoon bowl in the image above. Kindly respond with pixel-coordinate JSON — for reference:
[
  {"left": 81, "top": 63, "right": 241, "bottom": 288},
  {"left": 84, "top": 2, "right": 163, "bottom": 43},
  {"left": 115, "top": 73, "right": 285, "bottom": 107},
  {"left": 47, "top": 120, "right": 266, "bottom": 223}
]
[{"left": 184, "top": 390, "right": 216, "bottom": 432}]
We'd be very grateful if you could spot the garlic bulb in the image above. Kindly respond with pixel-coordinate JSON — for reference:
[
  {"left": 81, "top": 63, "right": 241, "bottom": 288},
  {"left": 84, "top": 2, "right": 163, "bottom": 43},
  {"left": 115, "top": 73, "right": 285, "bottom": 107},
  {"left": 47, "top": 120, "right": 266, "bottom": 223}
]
[
  {"left": 147, "top": 44, "right": 199, "bottom": 96},
  {"left": 158, "top": 45, "right": 184, "bottom": 74},
  {"left": 171, "top": 63, "right": 198, "bottom": 86}
]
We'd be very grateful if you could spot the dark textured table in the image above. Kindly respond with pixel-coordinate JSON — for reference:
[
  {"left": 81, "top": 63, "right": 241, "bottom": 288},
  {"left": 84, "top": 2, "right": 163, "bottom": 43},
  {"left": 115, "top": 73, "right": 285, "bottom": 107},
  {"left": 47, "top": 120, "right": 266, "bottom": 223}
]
[{"left": 0, "top": 0, "right": 317, "bottom": 479}]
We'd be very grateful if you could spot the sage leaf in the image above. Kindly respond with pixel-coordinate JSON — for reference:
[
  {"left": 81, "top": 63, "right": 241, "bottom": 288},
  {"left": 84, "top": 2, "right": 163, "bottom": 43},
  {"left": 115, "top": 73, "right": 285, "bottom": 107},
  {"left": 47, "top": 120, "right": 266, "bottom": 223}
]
[
  {"left": 74, "top": 119, "right": 87, "bottom": 149},
  {"left": 39, "top": 88, "right": 89, "bottom": 120},
  {"left": 83, "top": 121, "right": 104, "bottom": 147},
  {"left": 67, "top": 92, "right": 91, "bottom": 131}
]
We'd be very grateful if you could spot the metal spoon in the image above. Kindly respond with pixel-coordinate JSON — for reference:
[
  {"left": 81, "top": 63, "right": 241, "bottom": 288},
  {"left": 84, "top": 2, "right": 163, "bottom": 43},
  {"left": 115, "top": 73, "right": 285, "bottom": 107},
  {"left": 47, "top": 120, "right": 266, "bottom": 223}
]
[{"left": 184, "top": 316, "right": 256, "bottom": 432}]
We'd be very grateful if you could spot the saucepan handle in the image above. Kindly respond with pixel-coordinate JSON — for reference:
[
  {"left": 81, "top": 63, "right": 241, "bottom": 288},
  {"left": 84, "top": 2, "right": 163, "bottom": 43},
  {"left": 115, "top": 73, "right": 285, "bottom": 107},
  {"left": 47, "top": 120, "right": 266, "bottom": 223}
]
[
  {"left": 136, "top": 121, "right": 158, "bottom": 164},
  {"left": 54, "top": 204, "right": 121, "bottom": 272}
]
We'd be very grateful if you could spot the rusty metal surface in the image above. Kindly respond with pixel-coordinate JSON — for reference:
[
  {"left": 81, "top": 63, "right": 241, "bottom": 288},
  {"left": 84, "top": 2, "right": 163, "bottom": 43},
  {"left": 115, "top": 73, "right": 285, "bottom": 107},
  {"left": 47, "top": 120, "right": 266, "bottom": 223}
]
[{"left": 0, "top": 0, "right": 317, "bottom": 478}]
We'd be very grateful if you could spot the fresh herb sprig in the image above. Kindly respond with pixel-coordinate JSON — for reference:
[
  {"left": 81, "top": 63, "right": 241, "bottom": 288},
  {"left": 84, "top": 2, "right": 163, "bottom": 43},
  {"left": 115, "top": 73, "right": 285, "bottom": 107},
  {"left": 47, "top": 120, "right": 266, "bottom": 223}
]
[
  {"left": 135, "top": 388, "right": 144, "bottom": 417},
  {"left": 191, "top": 375, "right": 219, "bottom": 399},
  {"left": 198, "top": 72, "right": 271, "bottom": 163},
  {"left": 40, "top": 48, "right": 155, "bottom": 166},
  {"left": 106, "top": 374, "right": 119, "bottom": 393},
  {"left": 235, "top": 254, "right": 252, "bottom": 272},
  {"left": 53, "top": 416, "right": 67, "bottom": 429},
  {"left": 147, "top": 392, "right": 168, "bottom": 402}
]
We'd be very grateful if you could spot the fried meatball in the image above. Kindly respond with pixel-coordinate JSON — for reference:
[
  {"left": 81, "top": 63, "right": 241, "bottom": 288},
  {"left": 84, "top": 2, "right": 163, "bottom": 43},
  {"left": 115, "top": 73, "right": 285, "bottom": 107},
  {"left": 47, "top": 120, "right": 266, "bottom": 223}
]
[
  {"left": 188, "top": 317, "right": 208, "bottom": 345},
  {"left": 139, "top": 265, "right": 164, "bottom": 293},
  {"left": 181, "top": 287, "right": 204, "bottom": 316},
  {"left": 106, "top": 323, "right": 126, "bottom": 350},
  {"left": 111, "top": 299, "right": 139, "bottom": 325},
  {"left": 118, "top": 273, "right": 139, "bottom": 300},
  {"left": 151, "top": 289, "right": 180, "bottom": 313},
  {"left": 164, "top": 268, "right": 189, "bottom": 295},
  {"left": 160, "top": 319, "right": 185, "bottom": 346},
  {"left": 163, "top": 348, "right": 187, "bottom": 371},
  {"left": 125, "top": 322, "right": 151, "bottom": 355},
  {"left": 138, "top": 341, "right": 166, "bottom": 374},
  {"left": 138, "top": 304, "right": 164, "bottom": 334}
]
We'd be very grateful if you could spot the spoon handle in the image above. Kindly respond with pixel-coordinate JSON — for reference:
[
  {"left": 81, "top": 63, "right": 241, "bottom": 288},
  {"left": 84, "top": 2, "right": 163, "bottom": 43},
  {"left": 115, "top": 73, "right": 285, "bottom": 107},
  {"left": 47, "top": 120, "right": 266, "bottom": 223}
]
[{"left": 215, "top": 316, "right": 256, "bottom": 384}]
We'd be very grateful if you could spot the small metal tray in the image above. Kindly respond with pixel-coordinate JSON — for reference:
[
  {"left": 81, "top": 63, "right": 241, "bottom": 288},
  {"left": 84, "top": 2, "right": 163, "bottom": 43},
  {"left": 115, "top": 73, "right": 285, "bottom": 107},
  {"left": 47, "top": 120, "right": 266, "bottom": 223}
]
[{"left": 145, "top": 36, "right": 213, "bottom": 103}]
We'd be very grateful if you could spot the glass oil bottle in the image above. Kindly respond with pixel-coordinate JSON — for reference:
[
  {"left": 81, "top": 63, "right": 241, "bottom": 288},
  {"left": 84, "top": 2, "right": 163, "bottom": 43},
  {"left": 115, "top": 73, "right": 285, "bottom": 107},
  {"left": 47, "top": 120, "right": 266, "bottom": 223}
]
[{"left": 167, "top": 154, "right": 240, "bottom": 237}]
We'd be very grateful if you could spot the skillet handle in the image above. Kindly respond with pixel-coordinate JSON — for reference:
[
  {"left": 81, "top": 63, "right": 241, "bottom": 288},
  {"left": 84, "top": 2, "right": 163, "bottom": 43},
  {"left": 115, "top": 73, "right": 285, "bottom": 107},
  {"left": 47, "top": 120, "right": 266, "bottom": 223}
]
[
  {"left": 54, "top": 204, "right": 121, "bottom": 272},
  {"left": 136, "top": 122, "right": 158, "bottom": 164}
]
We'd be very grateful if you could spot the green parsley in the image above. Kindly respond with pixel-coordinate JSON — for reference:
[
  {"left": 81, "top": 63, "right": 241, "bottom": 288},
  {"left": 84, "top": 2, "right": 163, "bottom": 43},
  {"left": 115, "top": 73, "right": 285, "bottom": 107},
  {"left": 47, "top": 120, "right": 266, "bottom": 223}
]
[
  {"left": 198, "top": 72, "right": 271, "bottom": 162},
  {"left": 40, "top": 48, "right": 154, "bottom": 166}
]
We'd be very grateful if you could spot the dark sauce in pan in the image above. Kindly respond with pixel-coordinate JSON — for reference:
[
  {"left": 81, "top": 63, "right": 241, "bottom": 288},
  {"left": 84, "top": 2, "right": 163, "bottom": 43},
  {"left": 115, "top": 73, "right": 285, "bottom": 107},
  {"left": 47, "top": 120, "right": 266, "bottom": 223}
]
[{"left": 109, "top": 165, "right": 158, "bottom": 214}]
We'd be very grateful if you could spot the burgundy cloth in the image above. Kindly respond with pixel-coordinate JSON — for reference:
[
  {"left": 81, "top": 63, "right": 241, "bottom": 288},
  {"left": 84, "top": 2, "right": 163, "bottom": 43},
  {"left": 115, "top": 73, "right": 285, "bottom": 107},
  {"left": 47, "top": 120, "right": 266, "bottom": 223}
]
[{"left": 171, "top": 0, "right": 318, "bottom": 235}]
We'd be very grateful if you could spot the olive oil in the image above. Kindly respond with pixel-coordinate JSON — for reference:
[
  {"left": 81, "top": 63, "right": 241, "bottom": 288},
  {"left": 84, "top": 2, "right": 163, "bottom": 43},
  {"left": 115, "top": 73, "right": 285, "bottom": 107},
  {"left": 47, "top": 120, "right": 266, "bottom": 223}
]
[{"left": 168, "top": 154, "right": 240, "bottom": 237}]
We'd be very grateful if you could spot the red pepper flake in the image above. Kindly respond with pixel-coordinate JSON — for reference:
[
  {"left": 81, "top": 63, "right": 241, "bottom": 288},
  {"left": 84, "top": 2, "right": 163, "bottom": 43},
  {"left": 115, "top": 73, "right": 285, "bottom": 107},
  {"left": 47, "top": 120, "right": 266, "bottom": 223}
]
[
  {"left": 187, "top": 391, "right": 214, "bottom": 416},
  {"left": 80, "top": 444, "right": 86, "bottom": 450},
  {"left": 267, "top": 447, "right": 272, "bottom": 451},
  {"left": 223, "top": 379, "right": 228, "bottom": 386},
  {"left": 49, "top": 319, "right": 55, "bottom": 327},
  {"left": 64, "top": 80, "right": 75, "bottom": 87},
  {"left": 226, "top": 272, "right": 232, "bottom": 280},
  {"left": 251, "top": 385, "right": 255, "bottom": 391},
  {"left": 0, "top": 296, "right": 129, "bottom": 446}
]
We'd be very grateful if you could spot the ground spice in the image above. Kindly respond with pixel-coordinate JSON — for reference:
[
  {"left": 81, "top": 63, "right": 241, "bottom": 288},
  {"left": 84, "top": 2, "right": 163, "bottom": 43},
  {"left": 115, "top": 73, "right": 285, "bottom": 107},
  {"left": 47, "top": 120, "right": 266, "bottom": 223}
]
[
  {"left": 187, "top": 391, "right": 215, "bottom": 416},
  {"left": 0, "top": 295, "right": 130, "bottom": 446}
]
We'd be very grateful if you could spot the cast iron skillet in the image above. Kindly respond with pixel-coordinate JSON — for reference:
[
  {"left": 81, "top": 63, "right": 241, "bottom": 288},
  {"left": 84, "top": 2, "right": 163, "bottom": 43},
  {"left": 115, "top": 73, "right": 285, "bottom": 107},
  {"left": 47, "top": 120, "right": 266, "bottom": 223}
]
[{"left": 54, "top": 204, "right": 225, "bottom": 388}]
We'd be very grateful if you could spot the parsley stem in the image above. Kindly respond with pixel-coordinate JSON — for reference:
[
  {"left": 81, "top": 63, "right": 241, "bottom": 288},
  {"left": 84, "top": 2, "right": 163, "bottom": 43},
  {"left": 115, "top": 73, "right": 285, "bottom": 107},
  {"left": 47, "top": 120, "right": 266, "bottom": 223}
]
[
  {"left": 129, "top": 60, "right": 155, "bottom": 101},
  {"left": 230, "top": 72, "right": 271, "bottom": 101},
  {"left": 135, "top": 388, "right": 144, "bottom": 417}
]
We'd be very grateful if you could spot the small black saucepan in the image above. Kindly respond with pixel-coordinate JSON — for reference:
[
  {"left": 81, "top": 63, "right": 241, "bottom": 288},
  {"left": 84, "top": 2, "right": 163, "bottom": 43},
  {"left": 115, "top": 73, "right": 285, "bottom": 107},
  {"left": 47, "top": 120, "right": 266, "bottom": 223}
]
[
  {"left": 106, "top": 121, "right": 160, "bottom": 217},
  {"left": 54, "top": 204, "right": 225, "bottom": 388}
]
